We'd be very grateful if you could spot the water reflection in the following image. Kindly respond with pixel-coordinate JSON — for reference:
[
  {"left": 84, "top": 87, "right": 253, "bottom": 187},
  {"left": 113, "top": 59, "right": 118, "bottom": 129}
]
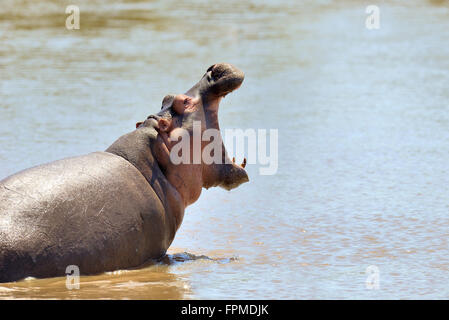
[{"left": 0, "top": 251, "right": 239, "bottom": 299}]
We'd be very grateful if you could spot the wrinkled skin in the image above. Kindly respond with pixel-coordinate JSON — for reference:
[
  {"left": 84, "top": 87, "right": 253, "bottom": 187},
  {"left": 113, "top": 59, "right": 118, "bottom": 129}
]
[{"left": 0, "top": 63, "right": 248, "bottom": 282}]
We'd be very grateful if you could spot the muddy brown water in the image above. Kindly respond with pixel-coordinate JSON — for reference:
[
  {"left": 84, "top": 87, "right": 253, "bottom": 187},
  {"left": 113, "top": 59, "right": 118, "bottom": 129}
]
[{"left": 1, "top": 0, "right": 449, "bottom": 299}]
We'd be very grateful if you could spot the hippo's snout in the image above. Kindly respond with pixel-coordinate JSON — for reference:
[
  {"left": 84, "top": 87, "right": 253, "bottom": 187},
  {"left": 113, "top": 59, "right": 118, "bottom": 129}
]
[{"left": 206, "top": 63, "right": 244, "bottom": 97}]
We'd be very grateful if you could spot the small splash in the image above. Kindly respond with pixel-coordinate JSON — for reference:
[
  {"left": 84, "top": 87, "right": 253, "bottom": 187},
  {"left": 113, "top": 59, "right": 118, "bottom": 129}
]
[
  {"left": 24, "top": 277, "right": 36, "bottom": 281},
  {"left": 105, "top": 269, "right": 131, "bottom": 276},
  {"left": 157, "top": 252, "right": 238, "bottom": 266}
]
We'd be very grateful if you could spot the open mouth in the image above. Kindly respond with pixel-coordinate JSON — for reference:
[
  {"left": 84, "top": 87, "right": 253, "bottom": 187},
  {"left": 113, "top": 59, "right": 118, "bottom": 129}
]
[{"left": 204, "top": 64, "right": 248, "bottom": 190}]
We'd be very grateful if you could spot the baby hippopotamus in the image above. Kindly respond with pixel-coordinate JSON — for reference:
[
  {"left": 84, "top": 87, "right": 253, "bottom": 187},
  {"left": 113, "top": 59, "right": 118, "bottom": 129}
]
[{"left": 0, "top": 63, "right": 248, "bottom": 282}]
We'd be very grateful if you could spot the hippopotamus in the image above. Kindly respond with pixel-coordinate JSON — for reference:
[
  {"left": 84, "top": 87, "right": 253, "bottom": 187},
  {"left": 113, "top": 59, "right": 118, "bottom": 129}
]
[{"left": 0, "top": 63, "right": 248, "bottom": 283}]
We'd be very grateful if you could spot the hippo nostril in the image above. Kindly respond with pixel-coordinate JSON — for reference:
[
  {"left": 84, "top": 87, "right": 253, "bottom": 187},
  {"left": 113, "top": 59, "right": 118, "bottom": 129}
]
[
  {"left": 209, "top": 63, "right": 238, "bottom": 81},
  {"left": 205, "top": 63, "right": 244, "bottom": 96}
]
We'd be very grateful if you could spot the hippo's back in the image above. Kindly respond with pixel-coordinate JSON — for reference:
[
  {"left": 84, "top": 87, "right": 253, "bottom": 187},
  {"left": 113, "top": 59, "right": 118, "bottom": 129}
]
[{"left": 0, "top": 152, "right": 168, "bottom": 282}]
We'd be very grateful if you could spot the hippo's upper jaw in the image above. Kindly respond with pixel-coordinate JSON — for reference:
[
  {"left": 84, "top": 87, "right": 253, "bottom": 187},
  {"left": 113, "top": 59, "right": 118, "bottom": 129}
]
[{"left": 203, "top": 63, "right": 245, "bottom": 98}]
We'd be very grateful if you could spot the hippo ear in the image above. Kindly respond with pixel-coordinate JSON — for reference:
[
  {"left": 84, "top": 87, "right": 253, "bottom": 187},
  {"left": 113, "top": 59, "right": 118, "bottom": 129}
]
[
  {"left": 136, "top": 122, "right": 143, "bottom": 129},
  {"left": 161, "top": 94, "right": 175, "bottom": 110}
]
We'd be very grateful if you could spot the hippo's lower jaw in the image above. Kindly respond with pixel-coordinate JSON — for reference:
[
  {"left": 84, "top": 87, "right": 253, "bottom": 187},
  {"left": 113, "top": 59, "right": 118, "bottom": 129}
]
[{"left": 201, "top": 161, "right": 249, "bottom": 191}]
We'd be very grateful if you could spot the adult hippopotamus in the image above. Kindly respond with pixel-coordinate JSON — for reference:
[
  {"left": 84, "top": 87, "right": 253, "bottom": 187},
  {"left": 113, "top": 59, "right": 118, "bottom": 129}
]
[{"left": 0, "top": 63, "right": 248, "bottom": 282}]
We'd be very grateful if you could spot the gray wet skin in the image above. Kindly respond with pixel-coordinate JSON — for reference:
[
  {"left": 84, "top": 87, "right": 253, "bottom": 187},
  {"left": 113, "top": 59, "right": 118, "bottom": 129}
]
[{"left": 0, "top": 63, "right": 248, "bottom": 282}]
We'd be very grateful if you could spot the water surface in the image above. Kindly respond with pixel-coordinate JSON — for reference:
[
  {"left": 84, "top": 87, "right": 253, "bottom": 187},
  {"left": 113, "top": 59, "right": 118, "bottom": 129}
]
[{"left": 1, "top": 0, "right": 449, "bottom": 299}]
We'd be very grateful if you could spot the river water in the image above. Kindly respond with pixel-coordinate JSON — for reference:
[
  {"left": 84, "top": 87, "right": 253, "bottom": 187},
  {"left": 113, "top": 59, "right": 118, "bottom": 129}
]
[{"left": 1, "top": 0, "right": 449, "bottom": 299}]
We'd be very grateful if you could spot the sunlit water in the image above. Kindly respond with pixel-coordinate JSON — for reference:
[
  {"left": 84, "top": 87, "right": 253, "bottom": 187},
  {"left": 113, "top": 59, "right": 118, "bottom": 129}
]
[{"left": 1, "top": 0, "right": 449, "bottom": 299}]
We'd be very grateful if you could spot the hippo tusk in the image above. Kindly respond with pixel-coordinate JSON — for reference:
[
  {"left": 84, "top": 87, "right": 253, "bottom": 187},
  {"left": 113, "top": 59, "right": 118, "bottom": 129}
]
[{"left": 232, "top": 156, "right": 246, "bottom": 169}]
